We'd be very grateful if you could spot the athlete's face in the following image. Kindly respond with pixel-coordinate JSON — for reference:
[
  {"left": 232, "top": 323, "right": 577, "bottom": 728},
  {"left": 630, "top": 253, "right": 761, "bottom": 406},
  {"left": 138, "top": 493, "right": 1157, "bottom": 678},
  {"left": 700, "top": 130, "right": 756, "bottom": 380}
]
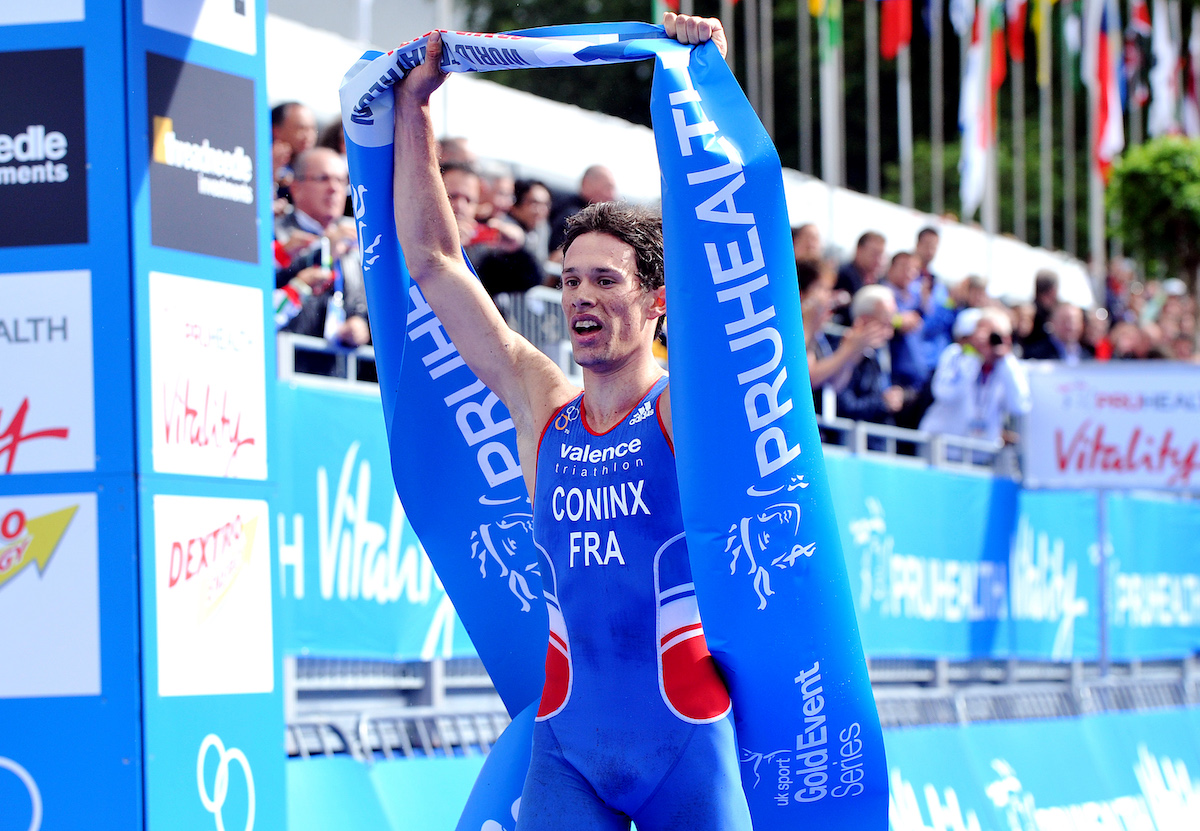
[{"left": 561, "top": 232, "right": 664, "bottom": 372}]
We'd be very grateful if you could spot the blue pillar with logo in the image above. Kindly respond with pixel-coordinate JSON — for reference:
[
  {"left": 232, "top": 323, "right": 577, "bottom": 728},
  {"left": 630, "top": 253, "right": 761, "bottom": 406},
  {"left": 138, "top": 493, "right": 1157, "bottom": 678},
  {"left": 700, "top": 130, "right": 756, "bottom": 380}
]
[{"left": 0, "top": 3, "right": 283, "bottom": 831}]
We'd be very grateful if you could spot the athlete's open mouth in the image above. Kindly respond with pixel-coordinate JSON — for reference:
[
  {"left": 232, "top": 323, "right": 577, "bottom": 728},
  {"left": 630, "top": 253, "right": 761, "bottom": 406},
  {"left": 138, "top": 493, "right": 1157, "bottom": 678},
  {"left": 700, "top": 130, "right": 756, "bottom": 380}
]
[{"left": 572, "top": 316, "right": 602, "bottom": 335}]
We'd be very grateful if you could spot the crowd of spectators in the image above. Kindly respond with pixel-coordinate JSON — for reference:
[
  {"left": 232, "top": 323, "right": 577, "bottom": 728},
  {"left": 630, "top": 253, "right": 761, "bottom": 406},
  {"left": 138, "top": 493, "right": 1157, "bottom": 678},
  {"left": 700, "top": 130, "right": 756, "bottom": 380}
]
[
  {"left": 267, "top": 101, "right": 1198, "bottom": 467},
  {"left": 797, "top": 221, "right": 1199, "bottom": 459},
  {"left": 269, "top": 104, "right": 612, "bottom": 375}
]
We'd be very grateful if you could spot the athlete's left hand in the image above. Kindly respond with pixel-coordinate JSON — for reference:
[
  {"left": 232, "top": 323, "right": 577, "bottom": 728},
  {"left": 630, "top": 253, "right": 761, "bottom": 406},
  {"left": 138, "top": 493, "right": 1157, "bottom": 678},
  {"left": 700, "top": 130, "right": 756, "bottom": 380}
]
[{"left": 664, "top": 12, "right": 728, "bottom": 59}]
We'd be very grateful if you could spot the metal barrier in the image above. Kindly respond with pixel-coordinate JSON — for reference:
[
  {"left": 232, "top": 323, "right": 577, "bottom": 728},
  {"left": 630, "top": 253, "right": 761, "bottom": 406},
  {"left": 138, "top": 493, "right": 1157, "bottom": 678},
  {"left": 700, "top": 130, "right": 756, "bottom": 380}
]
[
  {"left": 286, "top": 655, "right": 1200, "bottom": 755},
  {"left": 287, "top": 709, "right": 512, "bottom": 761},
  {"left": 277, "top": 332, "right": 379, "bottom": 391},
  {"left": 871, "top": 657, "right": 1200, "bottom": 730},
  {"left": 493, "top": 286, "right": 583, "bottom": 386}
]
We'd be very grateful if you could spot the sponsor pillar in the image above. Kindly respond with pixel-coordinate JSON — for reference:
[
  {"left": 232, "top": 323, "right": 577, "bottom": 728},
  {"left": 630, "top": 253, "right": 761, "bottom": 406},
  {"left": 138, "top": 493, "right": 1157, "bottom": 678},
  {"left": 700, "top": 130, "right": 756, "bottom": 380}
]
[{"left": 0, "top": 2, "right": 281, "bottom": 831}]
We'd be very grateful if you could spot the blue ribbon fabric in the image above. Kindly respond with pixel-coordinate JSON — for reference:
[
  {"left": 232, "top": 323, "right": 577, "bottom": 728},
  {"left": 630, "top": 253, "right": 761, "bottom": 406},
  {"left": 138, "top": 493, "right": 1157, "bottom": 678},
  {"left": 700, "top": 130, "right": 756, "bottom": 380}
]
[{"left": 339, "top": 24, "right": 885, "bottom": 830}]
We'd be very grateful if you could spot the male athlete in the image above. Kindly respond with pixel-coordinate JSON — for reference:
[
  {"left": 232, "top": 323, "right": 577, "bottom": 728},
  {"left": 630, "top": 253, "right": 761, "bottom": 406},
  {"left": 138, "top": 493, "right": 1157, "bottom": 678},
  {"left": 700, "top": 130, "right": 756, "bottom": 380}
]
[{"left": 392, "top": 14, "right": 751, "bottom": 830}]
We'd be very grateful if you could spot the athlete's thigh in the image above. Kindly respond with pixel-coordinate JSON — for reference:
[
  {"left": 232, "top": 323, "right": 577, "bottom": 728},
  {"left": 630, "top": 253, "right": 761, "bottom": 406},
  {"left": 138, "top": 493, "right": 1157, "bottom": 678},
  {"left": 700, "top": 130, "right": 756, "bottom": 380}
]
[
  {"left": 515, "top": 723, "right": 631, "bottom": 831},
  {"left": 630, "top": 717, "right": 753, "bottom": 831}
]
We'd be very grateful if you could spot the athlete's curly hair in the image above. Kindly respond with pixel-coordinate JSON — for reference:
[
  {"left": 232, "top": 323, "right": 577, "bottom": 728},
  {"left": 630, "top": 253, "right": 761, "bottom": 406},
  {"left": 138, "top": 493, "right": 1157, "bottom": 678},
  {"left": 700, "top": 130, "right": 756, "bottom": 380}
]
[{"left": 561, "top": 202, "right": 665, "bottom": 294}]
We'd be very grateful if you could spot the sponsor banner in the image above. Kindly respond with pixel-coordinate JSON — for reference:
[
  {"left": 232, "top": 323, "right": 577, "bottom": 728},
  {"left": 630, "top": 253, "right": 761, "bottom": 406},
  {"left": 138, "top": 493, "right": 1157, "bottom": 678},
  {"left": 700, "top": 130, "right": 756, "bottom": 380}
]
[
  {"left": 152, "top": 494, "right": 273, "bottom": 696},
  {"left": 275, "top": 384, "right": 473, "bottom": 659},
  {"left": 831, "top": 458, "right": 1019, "bottom": 658},
  {"left": 886, "top": 708, "right": 1200, "bottom": 831},
  {"left": 1107, "top": 493, "right": 1200, "bottom": 658},
  {"left": 834, "top": 461, "right": 1200, "bottom": 662},
  {"left": 1009, "top": 490, "right": 1100, "bottom": 660},
  {"left": 0, "top": 492, "right": 99, "bottom": 698},
  {"left": 144, "top": 0, "right": 257, "bottom": 56},
  {"left": 148, "top": 271, "right": 267, "bottom": 479},
  {"left": 0, "top": 49, "right": 87, "bottom": 248},
  {"left": 1024, "top": 363, "right": 1200, "bottom": 491},
  {"left": 146, "top": 52, "right": 258, "bottom": 263},
  {"left": 0, "top": 270, "right": 95, "bottom": 475},
  {"left": 832, "top": 462, "right": 1103, "bottom": 661}
]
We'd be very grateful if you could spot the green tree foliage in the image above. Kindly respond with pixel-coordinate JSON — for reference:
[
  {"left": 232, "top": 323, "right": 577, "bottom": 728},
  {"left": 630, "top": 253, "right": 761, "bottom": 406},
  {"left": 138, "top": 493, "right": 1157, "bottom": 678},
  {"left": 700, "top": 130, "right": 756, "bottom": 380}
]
[{"left": 1107, "top": 137, "right": 1200, "bottom": 296}]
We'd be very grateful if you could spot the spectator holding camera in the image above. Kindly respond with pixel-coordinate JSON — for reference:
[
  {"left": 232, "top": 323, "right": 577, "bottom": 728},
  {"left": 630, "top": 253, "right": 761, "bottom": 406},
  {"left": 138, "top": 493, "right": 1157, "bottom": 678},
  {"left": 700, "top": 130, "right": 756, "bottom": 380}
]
[{"left": 920, "top": 308, "right": 1031, "bottom": 448}]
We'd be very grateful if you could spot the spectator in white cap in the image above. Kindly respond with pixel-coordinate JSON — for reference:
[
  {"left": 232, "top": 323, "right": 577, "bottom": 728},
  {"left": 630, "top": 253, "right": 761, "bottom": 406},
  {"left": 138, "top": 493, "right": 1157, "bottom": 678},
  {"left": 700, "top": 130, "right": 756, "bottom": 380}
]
[{"left": 919, "top": 307, "right": 1031, "bottom": 459}]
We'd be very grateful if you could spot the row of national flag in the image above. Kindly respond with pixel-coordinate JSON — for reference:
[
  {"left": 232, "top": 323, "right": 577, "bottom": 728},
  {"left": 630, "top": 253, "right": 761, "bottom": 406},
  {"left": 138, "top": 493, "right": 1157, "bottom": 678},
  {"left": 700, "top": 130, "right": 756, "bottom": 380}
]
[
  {"left": 945, "top": 0, "right": 1200, "bottom": 218},
  {"left": 798, "top": 0, "right": 1199, "bottom": 223}
]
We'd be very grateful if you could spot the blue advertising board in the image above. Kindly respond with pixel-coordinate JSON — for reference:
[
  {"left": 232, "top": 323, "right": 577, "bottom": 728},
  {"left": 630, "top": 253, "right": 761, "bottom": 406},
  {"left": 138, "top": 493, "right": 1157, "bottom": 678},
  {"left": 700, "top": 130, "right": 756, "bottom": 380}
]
[
  {"left": 0, "top": 4, "right": 143, "bottom": 831},
  {"left": 1107, "top": 493, "right": 1200, "bottom": 659},
  {"left": 1008, "top": 489, "right": 1101, "bottom": 660},
  {"left": 274, "top": 383, "right": 474, "bottom": 659},
  {"left": 828, "top": 456, "right": 1200, "bottom": 662},
  {"left": 885, "top": 707, "right": 1200, "bottom": 830},
  {"left": 2, "top": 1, "right": 284, "bottom": 829},
  {"left": 270, "top": 408, "right": 1200, "bottom": 666},
  {"left": 123, "top": 0, "right": 284, "bottom": 828},
  {"left": 829, "top": 457, "right": 1018, "bottom": 658}
]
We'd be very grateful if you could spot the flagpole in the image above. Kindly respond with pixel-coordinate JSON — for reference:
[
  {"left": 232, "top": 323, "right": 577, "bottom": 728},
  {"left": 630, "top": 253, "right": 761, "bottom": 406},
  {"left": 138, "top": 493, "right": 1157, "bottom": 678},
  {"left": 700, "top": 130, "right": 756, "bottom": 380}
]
[
  {"left": 799, "top": 1, "right": 815, "bottom": 173},
  {"left": 838, "top": 2, "right": 848, "bottom": 184},
  {"left": 866, "top": 0, "right": 882, "bottom": 197},
  {"left": 1038, "top": 0, "right": 1054, "bottom": 247},
  {"left": 1063, "top": 2, "right": 1078, "bottom": 256},
  {"left": 745, "top": 0, "right": 762, "bottom": 114},
  {"left": 1124, "top": 0, "right": 1142, "bottom": 146},
  {"left": 1013, "top": 56, "right": 1028, "bottom": 240},
  {"left": 681, "top": 0, "right": 694, "bottom": 13},
  {"left": 983, "top": 12, "right": 1000, "bottom": 237},
  {"left": 1088, "top": 97, "right": 1106, "bottom": 287},
  {"left": 1085, "top": 0, "right": 1107, "bottom": 287},
  {"left": 820, "top": 0, "right": 843, "bottom": 187},
  {"left": 761, "top": 0, "right": 776, "bottom": 137},
  {"left": 899, "top": 44, "right": 916, "bottom": 207},
  {"left": 932, "top": 0, "right": 946, "bottom": 215},
  {"left": 722, "top": 0, "right": 737, "bottom": 67}
]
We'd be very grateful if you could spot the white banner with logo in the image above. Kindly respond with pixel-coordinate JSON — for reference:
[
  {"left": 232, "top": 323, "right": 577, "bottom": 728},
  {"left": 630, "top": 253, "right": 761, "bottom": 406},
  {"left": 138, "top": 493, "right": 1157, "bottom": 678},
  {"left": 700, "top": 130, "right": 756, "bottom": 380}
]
[
  {"left": 148, "top": 271, "right": 268, "bottom": 479},
  {"left": 0, "top": 270, "right": 95, "bottom": 475},
  {"left": 153, "top": 494, "right": 274, "bottom": 697},
  {"left": 0, "top": 492, "right": 99, "bottom": 698},
  {"left": 1023, "top": 362, "right": 1200, "bottom": 491}
]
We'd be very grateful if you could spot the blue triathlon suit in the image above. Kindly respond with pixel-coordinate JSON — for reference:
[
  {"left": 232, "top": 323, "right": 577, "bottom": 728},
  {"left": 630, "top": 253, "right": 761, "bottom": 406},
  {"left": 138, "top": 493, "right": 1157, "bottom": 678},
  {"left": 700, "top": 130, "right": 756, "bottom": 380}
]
[{"left": 517, "top": 376, "right": 753, "bottom": 831}]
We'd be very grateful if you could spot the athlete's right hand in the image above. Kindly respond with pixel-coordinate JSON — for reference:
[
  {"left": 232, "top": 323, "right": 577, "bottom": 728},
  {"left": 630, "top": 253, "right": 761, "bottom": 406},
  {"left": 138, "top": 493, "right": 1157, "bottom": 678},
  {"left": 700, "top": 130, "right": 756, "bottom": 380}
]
[{"left": 398, "top": 30, "right": 449, "bottom": 106}]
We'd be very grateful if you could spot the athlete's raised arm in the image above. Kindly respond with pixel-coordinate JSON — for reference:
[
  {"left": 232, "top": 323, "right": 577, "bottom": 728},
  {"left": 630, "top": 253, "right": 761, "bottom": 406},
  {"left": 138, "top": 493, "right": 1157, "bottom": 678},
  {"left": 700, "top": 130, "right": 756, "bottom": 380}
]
[{"left": 392, "top": 31, "right": 574, "bottom": 433}]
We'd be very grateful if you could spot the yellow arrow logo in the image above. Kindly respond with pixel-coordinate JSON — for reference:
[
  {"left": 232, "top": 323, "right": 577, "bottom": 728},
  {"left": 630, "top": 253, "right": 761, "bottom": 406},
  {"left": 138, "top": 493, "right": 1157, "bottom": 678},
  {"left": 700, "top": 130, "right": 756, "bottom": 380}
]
[{"left": 0, "top": 505, "right": 78, "bottom": 590}]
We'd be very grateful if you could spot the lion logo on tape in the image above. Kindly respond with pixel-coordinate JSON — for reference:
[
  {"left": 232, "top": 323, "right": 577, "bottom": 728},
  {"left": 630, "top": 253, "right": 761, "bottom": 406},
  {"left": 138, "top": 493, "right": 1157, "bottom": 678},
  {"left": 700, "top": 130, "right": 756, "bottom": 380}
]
[
  {"left": 0, "top": 756, "right": 42, "bottom": 831},
  {"left": 197, "top": 734, "right": 255, "bottom": 831},
  {"left": 725, "top": 503, "right": 815, "bottom": 610},
  {"left": 469, "top": 510, "right": 540, "bottom": 612}
]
